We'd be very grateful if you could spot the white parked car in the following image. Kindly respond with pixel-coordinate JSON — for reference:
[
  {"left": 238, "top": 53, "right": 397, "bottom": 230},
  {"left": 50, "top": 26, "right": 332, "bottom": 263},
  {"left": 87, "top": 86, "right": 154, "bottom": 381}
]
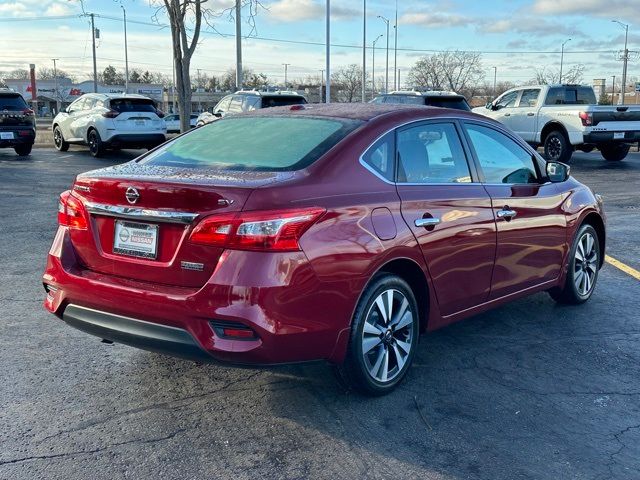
[
  {"left": 164, "top": 113, "right": 198, "bottom": 133},
  {"left": 474, "top": 84, "right": 640, "bottom": 162},
  {"left": 52, "top": 93, "right": 167, "bottom": 157}
]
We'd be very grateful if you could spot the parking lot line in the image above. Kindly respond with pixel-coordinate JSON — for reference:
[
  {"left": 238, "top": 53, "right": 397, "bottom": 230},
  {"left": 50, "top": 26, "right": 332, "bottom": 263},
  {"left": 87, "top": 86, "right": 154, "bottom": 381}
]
[{"left": 605, "top": 255, "right": 640, "bottom": 281}]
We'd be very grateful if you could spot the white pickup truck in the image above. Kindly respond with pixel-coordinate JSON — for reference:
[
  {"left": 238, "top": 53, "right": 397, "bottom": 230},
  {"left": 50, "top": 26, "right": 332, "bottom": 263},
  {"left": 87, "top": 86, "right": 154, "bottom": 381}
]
[{"left": 474, "top": 84, "right": 640, "bottom": 162}]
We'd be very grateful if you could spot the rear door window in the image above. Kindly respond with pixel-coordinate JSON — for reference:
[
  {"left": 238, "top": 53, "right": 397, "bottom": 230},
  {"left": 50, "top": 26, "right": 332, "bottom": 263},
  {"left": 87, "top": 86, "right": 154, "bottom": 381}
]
[
  {"left": 110, "top": 98, "right": 157, "bottom": 113},
  {"left": 0, "top": 93, "right": 28, "bottom": 111},
  {"left": 517, "top": 89, "right": 540, "bottom": 107}
]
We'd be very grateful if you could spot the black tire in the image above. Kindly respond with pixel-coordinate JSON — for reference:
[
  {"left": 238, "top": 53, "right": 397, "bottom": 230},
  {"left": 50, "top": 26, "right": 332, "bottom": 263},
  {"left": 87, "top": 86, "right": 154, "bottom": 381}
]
[
  {"left": 549, "top": 224, "right": 601, "bottom": 305},
  {"left": 600, "top": 143, "right": 630, "bottom": 162},
  {"left": 14, "top": 144, "right": 33, "bottom": 156},
  {"left": 53, "top": 126, "right": 69, "bottom": 152},
  {"left": 336, "top": 274, "right": 420, "bottom": 396},
  {"left": 543, "top": 130, "right": 572, "bottom": 163},
  {"left": 87, "top": 129, "right": 105, "bottom": 158}
]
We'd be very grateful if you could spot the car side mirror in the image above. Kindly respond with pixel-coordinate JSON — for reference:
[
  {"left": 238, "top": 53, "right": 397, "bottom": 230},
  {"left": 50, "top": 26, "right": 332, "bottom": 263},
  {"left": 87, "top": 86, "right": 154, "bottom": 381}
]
[
  {"left": 485, "top": 102, "right": 493, "bottom": 110},
  {"left": 64, "top": 107, "right": 72, "bottom": 114},
  {"left": 546, "top": 161, "right": 570, "bottom": 182},
  {"left": 214, "top": 110, "right": 223, "bottom": 118}
]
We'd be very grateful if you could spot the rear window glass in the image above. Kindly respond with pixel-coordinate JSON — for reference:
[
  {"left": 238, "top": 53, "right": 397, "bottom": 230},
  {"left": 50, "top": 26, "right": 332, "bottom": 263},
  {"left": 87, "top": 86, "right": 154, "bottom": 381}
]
[
  {"left": 140, "top": 116, "right": 362, "bottom": 171},
  {"left": 425, "top": 97, "right": 471, "bottom": 111},
  {"left": 545, "top": 87, "right": 596, "bottom": 105},
  {"left": 261, "top": 96, "right": 307, "bottom": 108},
  {"left": 110, "top": 98, "right": 156, "bottom": 112},
  {"left": 0, "top": 94, "right": 28, "bottom": 111}
]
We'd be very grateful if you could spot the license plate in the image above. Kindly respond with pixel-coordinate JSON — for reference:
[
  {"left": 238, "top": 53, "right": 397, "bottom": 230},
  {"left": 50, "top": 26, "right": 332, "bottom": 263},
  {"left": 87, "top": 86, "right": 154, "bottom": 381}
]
[
  {"left": 0, "top": 132, "right": 14, "bottom": 140},
  {"left": 135, "top": 120, "right": 145, "bottom": 126},
  {"left": 614, "top": 132, "right": 625, "bottom": 140},
  {"left": 113, "top": 221, "right": 158, "bottom": 259}
]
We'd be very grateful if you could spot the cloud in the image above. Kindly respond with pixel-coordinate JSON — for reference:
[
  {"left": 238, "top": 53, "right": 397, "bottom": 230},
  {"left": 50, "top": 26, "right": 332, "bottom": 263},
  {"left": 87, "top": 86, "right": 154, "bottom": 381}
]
[
  {"left": 266, "top": 0, "right": 357, "bottom": 22},
  {"left": 533, "top": 0, "right": 638, "bottom": 18},
  {"left": 399, "top": 12, "right": 470, "bottom": 28},
  {"left": 45, "top": 1, "right": 73, "bottom": 16},
  {"left": 0, "top": 2, "right": 29, "bottom": 16}
]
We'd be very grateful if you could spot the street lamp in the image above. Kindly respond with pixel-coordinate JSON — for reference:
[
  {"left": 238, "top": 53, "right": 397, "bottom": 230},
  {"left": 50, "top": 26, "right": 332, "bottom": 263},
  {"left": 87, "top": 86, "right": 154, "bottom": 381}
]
[
  {"left": 559, "top": 38, "right": 571, "bottom": 84},
  {"left": 612, "top": 20, "right": 629, "bottom": 105},
  {"left": 121, "top": 5, "right": 129, "bottom": 93},
  {"left": 361, "top": 0, "right": 366, "bottom": 103},
  {"left": 377, "top": 15, "right": 390, "bottom": 93},
  {"left": 372, "top": 34, "right": 383, "bottom": 97},
  {"left": 51, "top": 58, "right": 60, "bottom": 114}
]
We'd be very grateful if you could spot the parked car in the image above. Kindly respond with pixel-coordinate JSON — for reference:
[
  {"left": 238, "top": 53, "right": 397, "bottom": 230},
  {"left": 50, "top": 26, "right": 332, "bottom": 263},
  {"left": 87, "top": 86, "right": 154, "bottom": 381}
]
[
  {"left": 52, "top": 93, "right": 167, "bottom": 157},
  {"left": 474, "top": 84, "right": 640, "bottom": 162},
  {"left": 0, "top": 88, "right": 35, "bottom": 156},
  {"left": 196, "top": 90, "right": 307, "bottom": 126},
  {"left": 43, "top": 104, "right": 605, "bottom": 395},
  {"left": 164, "top": 113, "right": 198, "bottom": 133},
  {"left": 371, "top": 90, "right": 471, "bottom": 111}
]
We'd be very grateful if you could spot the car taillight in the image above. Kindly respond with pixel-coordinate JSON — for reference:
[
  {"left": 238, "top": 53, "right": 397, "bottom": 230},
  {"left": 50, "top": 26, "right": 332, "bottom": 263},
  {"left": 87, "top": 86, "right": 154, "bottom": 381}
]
[
  {"left": 22, "top": 108, "right": 34, "bottom": 116},
  {"left": 102, "top": 110, "right": 120, "bottom": 118},
  {"left": 58, "top": 190, "right": 88, "bottom": 230},
  {"left": 579, "top": 111, "right": 592, "bottom": 126},
  {"left": 189, "top": 207, "right": 325, "bottom": 251}
]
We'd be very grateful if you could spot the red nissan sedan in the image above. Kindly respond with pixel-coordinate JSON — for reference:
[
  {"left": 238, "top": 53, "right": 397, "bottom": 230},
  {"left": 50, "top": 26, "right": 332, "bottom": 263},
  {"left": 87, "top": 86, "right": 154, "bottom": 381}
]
[{"left": 43, "top": 104, "right": 605, "bottom": 395}]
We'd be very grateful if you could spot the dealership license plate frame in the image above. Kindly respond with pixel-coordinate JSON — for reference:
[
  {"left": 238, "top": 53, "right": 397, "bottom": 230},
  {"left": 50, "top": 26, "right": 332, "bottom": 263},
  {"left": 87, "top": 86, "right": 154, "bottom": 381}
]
[
  {"left": 0, "top": 132, "right": 15, "bottom": 140},
  {"left": 113, "top": 220, "right": 159, "bottom": 259},
  {"left": 614, "top": 132, "right": 625, "bottom": 140}
]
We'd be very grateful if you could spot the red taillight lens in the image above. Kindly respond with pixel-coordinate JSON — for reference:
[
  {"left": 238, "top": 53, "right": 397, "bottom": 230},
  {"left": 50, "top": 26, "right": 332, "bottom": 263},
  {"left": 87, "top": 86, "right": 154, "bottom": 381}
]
[
  {"left": 22, "top": 108, "right": 34, "bottom": 116},
  {"left": 189, "top": 208, "right": 325, "bottom": 251},
  {"left": 58, "top": 190, "right": 88, "bottom": 230},
  {"left": 102, "top": 110, "right": 120, "bottom": 118},
  {"left": 579, "top": 111, "right": 592, "bottom": 126}
]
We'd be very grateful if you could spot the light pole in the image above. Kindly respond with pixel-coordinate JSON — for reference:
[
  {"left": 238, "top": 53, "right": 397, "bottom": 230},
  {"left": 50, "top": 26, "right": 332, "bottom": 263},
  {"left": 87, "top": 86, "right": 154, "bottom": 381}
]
[
  {"left": 492, "top": 66, "right": 497, "bottom": 98},
  {"left": 612, "top": 75, "right": 616, "bottom": 104},
  {"left": 361, "top": 0, "right": 366, "bottom": 103},
  {"left": 282, "top": 63, "right": 290, "bottom": 89},
  {"left": 393, "top": 0, "right": 398, "bottom": 91},
  {"left": 325, "top": 0, "right": 330, "bottom": 103},
  {"left": 319, "top": 69, "right": 324, "bottom": 102},
  {"left": 91, "top": 13, "right": 98, "bottom": 93},
  {"left": 612, "top": 20, "right": 629, "bottom": 105},
  {"left": 121, "top": 5, "right": 129, "bottom": 93},
  {"left": 377, "top": 15, "right": 389, "bottom": 93},
  {"left": 51, "top": 58, "right": 60, "bottom": 114},
  {"left": 235, "top": 0, "right": 243, "bottom": 90},
  {"left": 372, "top": 34, "right": 383, "bottom": 97},
  {"left": 559, "top": 38, "right": 571, "bottom": 84}
]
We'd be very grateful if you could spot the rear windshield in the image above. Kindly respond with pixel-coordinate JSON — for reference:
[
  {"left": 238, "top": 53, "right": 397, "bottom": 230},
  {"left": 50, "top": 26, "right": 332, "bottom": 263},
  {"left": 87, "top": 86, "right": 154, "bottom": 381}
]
[
  {"left": 109, "top": 98, "right": 157, "bottom": 113},
  {"left": 0, "top": 93, "right": 28, "bottom": 111},
  {"left": 544, "top": 87, "right": 596, "bottom": 105},
  {"left": 425, "top": 97, "right": 471, "bottom": 111},
  {"left": 140, "top": 116, "right": 361, "bottom": 171},
  {"left": 261, "top": 96, "right": 307, "bottom": 108}
]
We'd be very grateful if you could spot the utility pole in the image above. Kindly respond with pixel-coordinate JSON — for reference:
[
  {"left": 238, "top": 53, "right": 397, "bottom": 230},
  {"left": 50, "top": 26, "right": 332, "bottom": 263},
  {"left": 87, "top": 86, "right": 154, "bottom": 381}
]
[
  {"left": 372, "top": 35, "right": 383, "bottom": 97},
  {"left": 282, "top": 63, "right": 290, "bottom": 89},
  {"left": 393, "top": 0, "right": 398, "bottom": 91},
  {"left": 559, "top": 38, "right": 571, "bottom": 84},
  {"left": 91, "top": 13, "right": 98, "bottom": 93},
  {"left": 612, "top": 75, "right": 616, "bottom": 103},
  {"left": 51, "top": 58, "right": 60, "bottom": 114},
  {"left": 377, "top": 15, "right": 389, "bottom": 93},
  {"left": 319, "top": 69, "right": 324, "bottom": 102},
  {"left": 397, "top": 68, "right": 400, "bottom": 90},
  {"left": 612, "top": 20, "right": 629, "bottom": 105},
  {"left": 121, "top": 5, "right": 129, "bottom": 93},
  {"left": 325, "top": 0, "right": 330, "bottom": 103},
  {"left": 361, "top": 0, "right": 366, "bottom": 103},
  {"left": 235, "top": 0, "right": 243, "bottom": 91},
  {"left": 493, "top": 66, "right": 497, "bottom": 98}
]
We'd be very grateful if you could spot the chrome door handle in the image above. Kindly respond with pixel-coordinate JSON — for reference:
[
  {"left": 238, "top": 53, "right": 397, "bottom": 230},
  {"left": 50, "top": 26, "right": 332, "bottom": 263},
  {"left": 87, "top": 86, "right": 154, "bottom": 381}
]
[
  {"left": 504, "top": 113, "right": 511, "bottom": 117},
  {"left": 415, "top": 217, "right": 441, "bottom": 228},
  {"left": 496, "top": 209, "right": 517, "bottom": 220},
  {"left": 527, "top": 112, "right": 535, "bottom": 116}
]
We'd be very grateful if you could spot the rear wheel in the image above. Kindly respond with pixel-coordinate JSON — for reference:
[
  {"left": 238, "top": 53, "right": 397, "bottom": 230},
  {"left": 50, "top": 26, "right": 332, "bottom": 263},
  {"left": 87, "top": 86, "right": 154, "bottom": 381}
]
[
  {"left": 53, "top": 126, "right": 69, "bottom": 152},
  {"left": 543, "top": 130, "right": 572, "bottom": 163},
  {"left": 14, "top": 144, "right": 32, "bottom": 156},
  {"left": 549, "top": 224, "right": 600, "bottom": 304},
  {"left": 88, "top": 129, "right": 105, "bottom": 157},
  {"left": 336, "top": 274, "right": 419, "bottom": 395},
  {"left": 600, "top": 143, "right": 630, "bottom": 162}
]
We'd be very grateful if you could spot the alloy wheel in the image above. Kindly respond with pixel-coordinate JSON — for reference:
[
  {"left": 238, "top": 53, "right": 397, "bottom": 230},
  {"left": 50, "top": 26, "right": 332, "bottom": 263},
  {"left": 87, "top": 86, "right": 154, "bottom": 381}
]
[
  {"left": 54, "top": 128, "right": 62, "bottom": 148},
  {"left": 89, "top": 132, "right": 97, "bottom": 154},
  {"left": 574, "top": 232, "right": 598, "bottom": 296},
  {"left": 362, "top": 289, "right": 415, "bottom": 383},
  {"left": 547, "top": 136, "right": 562, "bottom": 160}
]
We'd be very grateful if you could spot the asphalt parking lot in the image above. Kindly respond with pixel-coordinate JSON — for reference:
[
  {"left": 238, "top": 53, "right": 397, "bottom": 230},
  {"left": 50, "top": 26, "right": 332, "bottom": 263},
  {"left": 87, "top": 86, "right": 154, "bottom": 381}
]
[{"left": 1, "top": 147, "right": 639, "bottom": 480}]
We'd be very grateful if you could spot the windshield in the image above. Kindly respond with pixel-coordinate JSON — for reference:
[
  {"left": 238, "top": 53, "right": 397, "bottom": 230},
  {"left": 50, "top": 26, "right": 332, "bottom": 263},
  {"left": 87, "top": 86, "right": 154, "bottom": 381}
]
[
  {"left": 0, "top": 94, "right": 28, "bottom": 111},
  {"left": 109, "top": 98, "right": 157, "bottom": 113},
  {"left": 140, "top": 116, "right": 362, "bottom": 171}
]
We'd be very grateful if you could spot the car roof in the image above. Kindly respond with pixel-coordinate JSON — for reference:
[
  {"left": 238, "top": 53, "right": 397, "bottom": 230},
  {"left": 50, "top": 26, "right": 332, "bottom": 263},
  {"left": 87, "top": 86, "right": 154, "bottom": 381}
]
[
  {"left": 234, "top": 90, "right": 305, "bottom": 97},
  {"left": 81, "top": 93, "right": 152, "bottom": 100},
  {"left": 382, "top": 90, "right": 465, "bottom": 98}
]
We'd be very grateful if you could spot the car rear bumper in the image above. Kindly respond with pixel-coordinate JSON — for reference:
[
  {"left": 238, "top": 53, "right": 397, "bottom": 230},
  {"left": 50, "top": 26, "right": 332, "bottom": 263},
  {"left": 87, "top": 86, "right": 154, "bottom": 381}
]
[
  {"left": 104, "top": 133, "right": 166, "bottom": 148},
  {"left": 583, "top": 131, "right": 640, "bottom": 144},
  {"left": 43, "top": 227, "right": 349, "bottom": 365},
  {"left": 0, "top": 127, "right": 35, "bottom": 147}
]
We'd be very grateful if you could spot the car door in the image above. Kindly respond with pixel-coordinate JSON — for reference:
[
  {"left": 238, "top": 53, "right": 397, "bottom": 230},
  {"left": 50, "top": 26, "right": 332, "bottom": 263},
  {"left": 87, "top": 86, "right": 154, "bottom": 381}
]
[
  {"left": 509, "top": 88, "right": 541, "bottom": 142},
  {"left": 488, "top": 90, "right": 520, "bottom": 129},
  {"left": 71, "top": 97, "right": 96, "bottom": 140},
  {"left": 462, "top": 121, "right": 566, "bottom": 299},
  {"left": 59, "top": 97, "right": 85, "bottom": 140},
  {"left": 395, "top": 121, "right": 497, "bottom": 316}
]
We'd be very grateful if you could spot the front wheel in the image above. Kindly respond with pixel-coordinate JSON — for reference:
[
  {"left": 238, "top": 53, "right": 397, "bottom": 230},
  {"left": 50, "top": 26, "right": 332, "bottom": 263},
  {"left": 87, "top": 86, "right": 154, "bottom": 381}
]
[
  {"left": 543, "top": 130, "right": 572, "bottom": 163},
  {"left": 600, "top": 143, "right": 630, "bottom": 162},
  {"left": 549, "top": 224, "right": 600, "bottom": 304},
  {"left": 336, "top": 274, "right": 419, "bottom": 395},
  {"left": 53, "top": 126, "right": 69, "bottom": 152}
]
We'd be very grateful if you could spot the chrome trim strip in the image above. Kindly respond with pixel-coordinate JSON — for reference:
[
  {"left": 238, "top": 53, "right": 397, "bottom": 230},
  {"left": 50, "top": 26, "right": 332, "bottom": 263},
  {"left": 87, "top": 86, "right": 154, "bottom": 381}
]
[{"left": 84, "top": 202, "right": 198, "bottom": 225}]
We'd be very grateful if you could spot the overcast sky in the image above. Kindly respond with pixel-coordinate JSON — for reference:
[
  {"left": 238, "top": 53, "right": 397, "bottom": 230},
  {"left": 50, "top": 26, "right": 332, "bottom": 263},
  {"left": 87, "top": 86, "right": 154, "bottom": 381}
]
[{"left": 0, "top": 0, "right": 637, "bottom": 87}]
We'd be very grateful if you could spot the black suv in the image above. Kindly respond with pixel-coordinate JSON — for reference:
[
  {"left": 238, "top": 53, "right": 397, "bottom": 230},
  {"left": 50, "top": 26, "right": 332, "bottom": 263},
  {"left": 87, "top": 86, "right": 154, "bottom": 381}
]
[
  {"left": 370, "top": 91, "right": 471, "bottom": 111},
  {"left": 196, "top": 91, "right": 307, "bottom": 126},
  {"left": 0, "top": 89, "right": 36, "bottom": 156}
]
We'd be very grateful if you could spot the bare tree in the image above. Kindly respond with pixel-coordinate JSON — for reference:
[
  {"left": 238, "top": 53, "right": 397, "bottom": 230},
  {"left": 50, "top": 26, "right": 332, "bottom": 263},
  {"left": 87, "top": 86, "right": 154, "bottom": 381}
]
[
  {"left": 408, "top": 51, "right": 484, "bottom": 98},
  {"left": 533, "top": 64, "right": 585, "bottom": 85},
  {"left": 332, "top": 64, "right": 368, "bottom": 103}
]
